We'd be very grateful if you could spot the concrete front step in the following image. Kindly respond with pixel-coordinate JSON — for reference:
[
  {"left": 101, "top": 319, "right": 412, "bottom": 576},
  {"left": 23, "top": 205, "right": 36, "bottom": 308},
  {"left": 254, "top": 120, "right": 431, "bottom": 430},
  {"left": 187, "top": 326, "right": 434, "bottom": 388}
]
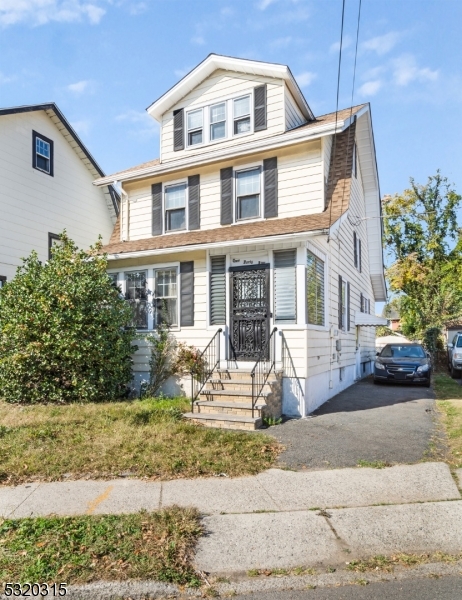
[
  {"left": 196, "top": 400, "right": 266, "bottom": 417},
  {"left": 183, "top": 412, "right": 262, "bottom": 430},
  {"left": 217, "top": 369, "right": 279, "bottom": 382},
  {"left": 206, "top": 379, "right": 274, "bottom": 393},
  {"left": 202, "top": 389, "right": 269, "bottom": 398}
]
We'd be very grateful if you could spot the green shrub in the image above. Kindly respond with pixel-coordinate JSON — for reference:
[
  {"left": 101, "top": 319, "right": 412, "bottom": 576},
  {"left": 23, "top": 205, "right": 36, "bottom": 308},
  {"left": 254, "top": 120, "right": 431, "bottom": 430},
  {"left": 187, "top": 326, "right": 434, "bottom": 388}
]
[{"left": 0, "top": 233, "right": 137, "bottom": 403}]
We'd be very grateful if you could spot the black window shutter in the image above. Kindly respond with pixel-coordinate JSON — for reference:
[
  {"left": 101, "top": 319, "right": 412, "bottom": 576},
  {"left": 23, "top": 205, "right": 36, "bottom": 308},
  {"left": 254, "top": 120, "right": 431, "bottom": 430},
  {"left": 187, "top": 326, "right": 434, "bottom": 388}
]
[
  {"left": 152, "top": 183, "right": 162, "bottom": 235},
  {"left": 180, "top": 261, "right": 194, "bottom": 327},
  {"left": 188, "top": 174, "right": 200, "bottom": 230},
  {"left": 359, "top": 239, "right": 362, "bottom": 273},
  {"left": 254, "top": 84, "right": 267, "bottom": 131},
  {"left": 263, "top": 157, "right": 278, "bottom": 218},
  {"left": 360, "top": 292, "right": 364, "bottom": 313},
  {"left": 338, "top": 275, "right": 343, "bottom": 329},
  {"left": 347, "top": 282, "right": 350, "bottom": 331},
  {"left": 220, "top": 167, "right": 233, "bottom": 225},
  {"left": 210, "top": 256, "right": 226, "bottom": 325},
  {"left": 173, "top": 109, "right": 184, "bottom": 151},
  {"left": 353, "top": 231, "right": 358, "bottom": 268}
]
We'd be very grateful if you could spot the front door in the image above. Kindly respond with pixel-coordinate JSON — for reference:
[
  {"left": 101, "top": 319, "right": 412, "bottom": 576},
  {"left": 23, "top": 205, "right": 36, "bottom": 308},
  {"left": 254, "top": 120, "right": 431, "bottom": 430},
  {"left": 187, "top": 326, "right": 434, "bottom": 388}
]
[{"left": 229, "top": 265, "right": 270, "bottom": 361}]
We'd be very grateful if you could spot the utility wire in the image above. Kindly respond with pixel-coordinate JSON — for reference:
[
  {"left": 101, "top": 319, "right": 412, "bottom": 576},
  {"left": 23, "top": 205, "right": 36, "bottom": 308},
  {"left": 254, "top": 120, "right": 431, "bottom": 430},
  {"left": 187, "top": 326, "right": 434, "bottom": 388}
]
[{"left": 327, "top": 0, "right": 346, "bottom": 238}]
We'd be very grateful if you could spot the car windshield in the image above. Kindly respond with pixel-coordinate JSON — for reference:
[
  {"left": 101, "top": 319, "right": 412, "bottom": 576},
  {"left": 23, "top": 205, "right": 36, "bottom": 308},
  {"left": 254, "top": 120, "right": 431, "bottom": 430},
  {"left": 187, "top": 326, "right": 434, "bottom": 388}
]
[
  {"left": 380, "top": 345, "right": 426, "bottom": 358},
  {"left": 456, "top": 337, "right": 462, "bottom": 348}
]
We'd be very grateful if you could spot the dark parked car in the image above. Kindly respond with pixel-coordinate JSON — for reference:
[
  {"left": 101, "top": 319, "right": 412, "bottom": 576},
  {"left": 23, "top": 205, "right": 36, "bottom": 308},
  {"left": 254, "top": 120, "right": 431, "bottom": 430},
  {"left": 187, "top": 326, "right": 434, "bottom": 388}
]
[{"left": 374, "top": 343, "right": 431, "bottom": 387}]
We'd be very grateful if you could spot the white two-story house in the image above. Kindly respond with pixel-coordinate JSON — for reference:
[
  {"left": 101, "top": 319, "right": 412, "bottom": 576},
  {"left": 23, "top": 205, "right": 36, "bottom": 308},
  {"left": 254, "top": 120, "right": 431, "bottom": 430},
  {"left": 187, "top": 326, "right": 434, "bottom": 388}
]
[
  {"left": 94, "top": 54, "right": 387, "bottom": 428},
  {"left": 0, "top": 103, "right": 118, "bottom": 284}
]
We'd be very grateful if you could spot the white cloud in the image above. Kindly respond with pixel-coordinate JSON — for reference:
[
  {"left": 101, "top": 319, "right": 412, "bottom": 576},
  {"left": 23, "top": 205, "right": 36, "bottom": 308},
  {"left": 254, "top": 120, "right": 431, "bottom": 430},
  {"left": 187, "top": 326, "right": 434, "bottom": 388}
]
[
  {"left": 0, "top": 71, "right": 15, "bottom": 84},
  {"left": 362, "top": 31, "right": 401, "bottom": 56},
  {"left": 128, "top": 2, "right": 147, "bottom": 15},
  {"left": 0, "top": 0, "right": 106, "bottom": 27},
  {"left": 329, "top": 35, "right": 351, "bottom": 54},
  {"left": 191, "top": 35, "right": 205, "bottom": 45},
  {"left": 358, "top": 80, "right": 383, "bottom": 96},
  {"left": 115, "top": 109, "right": 158, "bottom": 140},
  {"left": 67, "top": 79, "right": 91, "bottom": 94},
  {"left": 392, "top": 54, "right": 438, "bottom": 86},
  {"left": 270, "top": 36, "right": 292, "bottom": 49},
  {"left": 257, "top": 0, "right": 277, "bottom": 9},
  {"left": 70, "top": 119, "right": 90, "bottom": 135},
  {"left": 295, "top": 71, "right": 316, "bottom": 88}
]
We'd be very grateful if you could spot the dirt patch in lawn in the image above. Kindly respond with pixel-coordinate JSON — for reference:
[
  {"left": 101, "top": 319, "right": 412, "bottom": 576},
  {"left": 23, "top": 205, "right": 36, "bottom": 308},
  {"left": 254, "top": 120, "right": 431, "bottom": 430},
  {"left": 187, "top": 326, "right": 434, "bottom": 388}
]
[
  {"left": 433, "top": 373, "right": 462, "bottom": 468},
  {"left": 0, "top": 397, "right": 281, "bottom": 485},
  {"left": 0, "top": 507, "right": 202, "bottom": 587}
]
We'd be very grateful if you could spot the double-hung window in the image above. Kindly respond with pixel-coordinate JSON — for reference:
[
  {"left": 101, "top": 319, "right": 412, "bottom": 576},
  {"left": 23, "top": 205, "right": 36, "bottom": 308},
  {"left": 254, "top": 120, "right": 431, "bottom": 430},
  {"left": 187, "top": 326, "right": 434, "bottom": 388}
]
[
  {"left": 306, "top": 250, "right": 325, "bottom": 326},
  {"left": 236, "top": 168, "right": 260, "bottom": 220},
  {"left": 33, "top": 131, "right": 53, "bottom": 176},
  {"left": 187, "top": 109, "right": 203, "bottom": 146},
  {"left": 125, "top": 271, "right": 148, "bottom": 329},
  {"left": 210, "top": 102, "right": 226, "bottom": 141},
  {"left": 233, "top": 95, "right": 251, "bottom": 135},
  {"left": 165, "top": 183, "right": 186, "bottom": 232},
  {"left": 154, "top": 268, "right": 178, "bottom": 327}
]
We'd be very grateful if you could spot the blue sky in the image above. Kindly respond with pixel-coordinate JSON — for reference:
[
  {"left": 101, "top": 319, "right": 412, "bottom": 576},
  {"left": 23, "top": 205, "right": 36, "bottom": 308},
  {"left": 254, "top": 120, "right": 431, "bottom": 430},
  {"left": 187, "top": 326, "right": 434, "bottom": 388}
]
[{"left": 1, "top": 0, "right": 461, "bottom": 199}]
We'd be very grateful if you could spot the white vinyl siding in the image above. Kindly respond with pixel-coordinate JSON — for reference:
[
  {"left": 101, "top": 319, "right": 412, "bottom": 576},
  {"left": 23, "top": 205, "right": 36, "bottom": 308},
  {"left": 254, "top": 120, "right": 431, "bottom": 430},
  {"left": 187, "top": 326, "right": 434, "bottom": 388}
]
[
  {"left": 274, "top": 249, "right": 296, "bottom": 324},
  {"left": 285, "top": 89, "right": 306, "bottom": 130}
]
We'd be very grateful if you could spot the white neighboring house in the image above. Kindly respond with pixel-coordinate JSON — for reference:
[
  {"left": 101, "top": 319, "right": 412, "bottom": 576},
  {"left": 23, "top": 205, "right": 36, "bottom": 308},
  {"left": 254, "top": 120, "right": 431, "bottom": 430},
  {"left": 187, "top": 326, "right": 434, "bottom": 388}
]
[
  {"left": 0, "top": 103, "right": 119, "bottom": 285},
  {"left": 94, "top": 54, "right": 387, "bottom": 428}
]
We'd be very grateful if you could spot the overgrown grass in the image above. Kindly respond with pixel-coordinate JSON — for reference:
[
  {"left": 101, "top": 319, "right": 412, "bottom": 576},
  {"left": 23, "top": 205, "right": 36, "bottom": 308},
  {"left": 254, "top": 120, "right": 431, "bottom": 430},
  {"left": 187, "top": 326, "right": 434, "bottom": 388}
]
[
  {"left": 0, "top": 397, "right": 281, "bottom": 485},
  {"left": 0, "top": 507, "right": 202, "bottom": 586},
  {"left": 433, "top": 373, "right": 462, "bottom": 468},
  {"left": 346, "top": 552, "right": 462, "bottom": 573}
]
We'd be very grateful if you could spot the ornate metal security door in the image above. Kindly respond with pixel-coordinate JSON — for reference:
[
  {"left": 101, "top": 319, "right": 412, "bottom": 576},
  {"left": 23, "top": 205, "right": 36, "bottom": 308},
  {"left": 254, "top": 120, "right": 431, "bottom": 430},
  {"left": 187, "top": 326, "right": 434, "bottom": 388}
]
[{"left": 230, "top": 265, "right": 270, "bottom": 361}]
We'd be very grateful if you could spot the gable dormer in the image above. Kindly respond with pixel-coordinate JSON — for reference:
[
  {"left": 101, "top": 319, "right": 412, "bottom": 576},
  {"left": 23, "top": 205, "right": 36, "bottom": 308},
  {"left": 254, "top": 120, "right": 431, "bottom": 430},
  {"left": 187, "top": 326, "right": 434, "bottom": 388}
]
[{"left": 147, "top": 54, "right": 314, "bottom": 163}]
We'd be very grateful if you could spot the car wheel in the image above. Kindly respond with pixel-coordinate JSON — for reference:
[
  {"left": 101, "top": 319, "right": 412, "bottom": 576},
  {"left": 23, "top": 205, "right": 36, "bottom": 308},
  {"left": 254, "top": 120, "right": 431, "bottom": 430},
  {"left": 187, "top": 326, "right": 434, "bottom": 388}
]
[
  {"left": 373, "top": 378, "right": 380, "bottom": 385},
  {"left": 424, "top": 380, "right": 431, "bottom": 388},
  {"left": 451, "top": 365, "right": 461, "bottom": 379}
]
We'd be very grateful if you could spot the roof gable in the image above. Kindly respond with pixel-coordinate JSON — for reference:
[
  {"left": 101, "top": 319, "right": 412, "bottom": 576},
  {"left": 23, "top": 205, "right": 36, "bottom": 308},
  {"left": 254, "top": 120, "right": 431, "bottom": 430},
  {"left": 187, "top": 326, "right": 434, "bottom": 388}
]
[{"left": 147, "top": 54, "right": 314, "bottom": 123}]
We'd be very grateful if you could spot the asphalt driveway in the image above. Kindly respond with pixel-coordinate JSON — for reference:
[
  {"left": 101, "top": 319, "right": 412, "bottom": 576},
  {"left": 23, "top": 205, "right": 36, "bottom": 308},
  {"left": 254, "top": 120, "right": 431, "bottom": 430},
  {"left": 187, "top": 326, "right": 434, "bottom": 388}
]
[{"left": 266, "top": 377, "right": 437, "bottom": 470}]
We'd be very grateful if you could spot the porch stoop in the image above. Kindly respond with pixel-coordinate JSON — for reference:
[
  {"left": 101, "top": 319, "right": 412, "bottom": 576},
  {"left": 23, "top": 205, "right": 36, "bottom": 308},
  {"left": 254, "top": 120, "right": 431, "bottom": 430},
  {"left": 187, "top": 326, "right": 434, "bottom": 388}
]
[{"left": 184, "top": 369, "right": 283, "bottom": 431}]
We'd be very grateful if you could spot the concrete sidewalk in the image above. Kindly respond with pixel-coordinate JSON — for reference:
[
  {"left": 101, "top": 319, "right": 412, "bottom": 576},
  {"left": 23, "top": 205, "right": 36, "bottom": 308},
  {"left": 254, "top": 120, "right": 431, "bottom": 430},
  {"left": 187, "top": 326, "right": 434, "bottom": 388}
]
[{"left": 1, "top": 462, "right": 460, "bottom": 518}]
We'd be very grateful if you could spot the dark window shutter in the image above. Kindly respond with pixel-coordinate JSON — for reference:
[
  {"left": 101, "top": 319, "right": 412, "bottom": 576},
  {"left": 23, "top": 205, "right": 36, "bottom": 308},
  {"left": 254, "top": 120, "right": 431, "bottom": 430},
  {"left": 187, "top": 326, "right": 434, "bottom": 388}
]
[
  {"left": 347, "top": 282, "right": 350, "bottom": 331},
  {"left": 188, "top": 174, "right": 200, "bottom": 230},
  {"left": 180, "top": 261, "right": 194, "bottom": 327},
  {"left": 220, "top": 167, "right": 233, "bottom": 225},
  {"left": 210, "top": 256, "right": 226, "bottom": 325},
  {"left": 360, "top": 292, "right": 364, "bottom": 313},
  {"left": 338, "top": 275, "right": 343, "bottom": 329},
  {"left": 152, "top": 183, "right": 162, "bottom": 235},
  {"left": 254, "top": 84, "right": 267, "bottom": 131},
  {"left": 173, "top": 109, "right": 184, "bottom": 151},
  {"left": 359, "top": 239, "right": 362, "bottom": 273},
  {"left": 263, "top": 157, "right": 278, "bottom": 218},
  {"left": 353, "top": 231, "right": 358, "bottom": 268}
]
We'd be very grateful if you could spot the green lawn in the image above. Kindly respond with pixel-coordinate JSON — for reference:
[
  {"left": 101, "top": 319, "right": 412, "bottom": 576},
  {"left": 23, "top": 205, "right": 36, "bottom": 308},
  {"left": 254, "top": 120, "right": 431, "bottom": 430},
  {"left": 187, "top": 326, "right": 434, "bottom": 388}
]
[
  {"left": 0, "top": 397, "right": 281, "bottom": 485},
  {"left": 0, "top": 507, "right": 202, "bottom": 586},
  {"left": 433, "top": 373, "right": 462, "bottom": 469}
]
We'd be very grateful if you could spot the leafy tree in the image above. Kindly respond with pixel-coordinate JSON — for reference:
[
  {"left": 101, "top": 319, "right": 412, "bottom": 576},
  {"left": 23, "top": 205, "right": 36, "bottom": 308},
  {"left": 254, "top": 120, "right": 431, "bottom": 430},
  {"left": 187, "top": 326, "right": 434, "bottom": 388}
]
[
  {"left": 383, "top": 172, "right": 462, "bottom": 338},
  {"left": 0, "top": 233, "right": 137, "bottom": 403}
]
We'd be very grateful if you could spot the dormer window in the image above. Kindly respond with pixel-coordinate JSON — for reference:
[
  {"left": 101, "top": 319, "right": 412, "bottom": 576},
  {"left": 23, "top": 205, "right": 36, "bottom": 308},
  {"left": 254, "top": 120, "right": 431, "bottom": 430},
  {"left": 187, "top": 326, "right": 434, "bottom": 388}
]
[
  {"left": 187, "top": 109, "right": 203, "bottom": 146},
  {"left": 165, "top": 183, "right": 187, "bottom": 231},
  {"left": 233, "top": 95, "right": 251, "bottom": 135},
  {"left": 210, "top": 102, "right": 226, "bottom": 140}
]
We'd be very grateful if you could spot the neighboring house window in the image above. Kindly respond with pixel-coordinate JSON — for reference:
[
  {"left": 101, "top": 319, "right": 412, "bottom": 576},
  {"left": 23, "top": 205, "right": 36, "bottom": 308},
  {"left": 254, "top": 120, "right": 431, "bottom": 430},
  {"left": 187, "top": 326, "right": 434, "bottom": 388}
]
[
  {"left": 233, "top": 95, "right": 251, "bottom": 135},
  {"left": 210, "top": 102, "right": 226, "bottom": 141},
  {"left": 274, "top": 249, "right": 297, "bottom": 324},
  {"left": 306, "top": 250, "right": 325, "bottom": 326},
  {"left": 33, "top": 131, "right": 53, "bottom": 176},
  {"left": 236, "top": 167, "right": 261, "bottom": 220},
  {"left": 165, "top": 183, "right": 187, "bottom": 232},
  {"left": 0, "top": 276, "right": 6, "bottom": 288},
  {"left": 210, "top": 256, "right": 226, "bottom": 325},
  {"left": 154, "top": 268, "right": 178, "bottom": 327},
  {"left": 187, "top": 109, "right": 203, "bottom": 146},
  {"left": 108, "top": 273, "right": 120, "bottom": 290},
  {"left": 48, "top": 233, "right": 62, "bottom": 259},
  {"left": 338, "top": 276, "right": 350, "bottom": 331},
  {"left": 125, "top": 271, "right": 148, "bottom": 330},
  {"left": 360, "top": 293, "right": 370, "bottom": 314}
]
